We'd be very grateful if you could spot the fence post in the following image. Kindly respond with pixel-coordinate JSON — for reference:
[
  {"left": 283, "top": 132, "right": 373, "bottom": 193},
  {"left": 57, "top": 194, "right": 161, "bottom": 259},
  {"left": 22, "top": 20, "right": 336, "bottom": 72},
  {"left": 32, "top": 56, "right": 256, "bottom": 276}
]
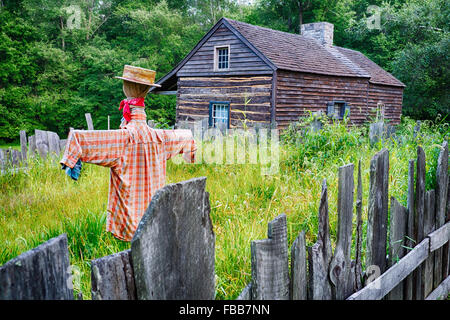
[
  {"left": 19, "top": 130, "right": 27, "bottom": 162},
  {"left": 387, "top": 197, "right": 407, "bottom": 300},
  {"left": 444, "top": 179, "right": 450, "bottom": 279},
  {"left": 423, "top": 190, "right": 436, "bottom": 297},
  {"left": 290, "top": 230, "right": 307, "bottom": 300},
  {"left": 131, "top": 177, "right": 215, "bottom": 300},
  {"left": 0, "top": 234, "right": 73, "bottom": 300},
  {"left": 413, "top": 146, "right": 426, "bottom": 299},
  {"left": 366, "top": 148, "right": 389, "bottom": 274},
  {"left": 91, "top": 249, "right": 136, "bottom": 300},
  {"left": 251, "top": 214, "right": 289, "bottom": 300},
  {"left": 355, "top": 160, "right": 364, "bottom": 291},
  {"left": 404, "top": 159, "right": 415, "bottom": 300},
  {"left": 307, "top": 179, "right": 332, "bottom": 300},
  {"left": 435, "top": 141, "right": 448, "bottom": 288},
  {"left": 329, "top": 163, "right": 354, "bottom": 300},
  {"left": 85, "top": 113, "right": 94, "bottom": 130}
]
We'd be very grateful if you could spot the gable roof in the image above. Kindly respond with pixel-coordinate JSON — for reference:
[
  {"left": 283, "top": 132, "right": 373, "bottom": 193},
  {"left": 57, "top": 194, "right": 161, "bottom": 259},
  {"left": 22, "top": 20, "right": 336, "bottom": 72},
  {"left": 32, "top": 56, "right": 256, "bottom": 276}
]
[
  {"left": 333, "top": 46, "right": 405, "bottom": 87},
  {"left": 225, "top": 18, "right": 404, "bottom": 87},
  {"left": 152, "top": 17, "right": 405, "bottom": 91}
]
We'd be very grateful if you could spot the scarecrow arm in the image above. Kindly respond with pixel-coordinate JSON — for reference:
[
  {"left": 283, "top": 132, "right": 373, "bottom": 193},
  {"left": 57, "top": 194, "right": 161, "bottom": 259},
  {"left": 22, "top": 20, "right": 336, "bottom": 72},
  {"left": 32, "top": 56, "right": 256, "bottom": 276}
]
[
  {"left": 163, "top": 129, "right": 197, "bottom": 163},
  {"left": 60, "top": 129, "right": 130, "bottom": 169}
]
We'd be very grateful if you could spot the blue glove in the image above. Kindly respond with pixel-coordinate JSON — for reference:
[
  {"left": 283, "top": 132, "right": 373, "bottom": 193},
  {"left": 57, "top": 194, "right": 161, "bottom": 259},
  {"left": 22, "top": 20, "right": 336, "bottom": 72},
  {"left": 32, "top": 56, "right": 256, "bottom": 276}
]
[{"left": 61, "top": 158, "right": 82, "bottom": 181}]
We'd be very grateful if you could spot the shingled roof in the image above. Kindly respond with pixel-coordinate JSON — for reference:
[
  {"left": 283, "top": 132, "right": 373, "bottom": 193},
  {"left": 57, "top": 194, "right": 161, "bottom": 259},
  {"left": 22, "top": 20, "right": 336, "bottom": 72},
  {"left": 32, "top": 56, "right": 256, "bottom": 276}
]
[
  {"left": 225, "top": 18, "right": 405, "bottom": 87},
  {"left": 153, "top": 18, "right": 405, "bottom": 89}
]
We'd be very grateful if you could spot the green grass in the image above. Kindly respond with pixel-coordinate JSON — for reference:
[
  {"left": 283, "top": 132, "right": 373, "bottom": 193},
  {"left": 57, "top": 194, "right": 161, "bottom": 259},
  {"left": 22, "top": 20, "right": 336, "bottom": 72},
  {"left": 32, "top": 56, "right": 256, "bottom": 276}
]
[{"left": 0, "top": 117, "right": 448, "bottom": 299}]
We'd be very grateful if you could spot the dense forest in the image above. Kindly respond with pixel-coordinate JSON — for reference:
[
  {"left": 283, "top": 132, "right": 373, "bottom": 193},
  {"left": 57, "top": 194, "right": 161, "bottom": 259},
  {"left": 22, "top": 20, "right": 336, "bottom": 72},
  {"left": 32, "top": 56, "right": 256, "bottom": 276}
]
[{"left": 0, "top": 0, "right": 448, "bottom": 142}]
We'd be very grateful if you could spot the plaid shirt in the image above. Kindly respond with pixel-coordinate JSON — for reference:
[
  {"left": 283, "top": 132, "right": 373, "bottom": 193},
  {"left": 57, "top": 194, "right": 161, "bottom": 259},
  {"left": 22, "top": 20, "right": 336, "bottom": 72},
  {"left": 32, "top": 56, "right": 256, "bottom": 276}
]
[{"left": 60, "top": 106, "right": 196, "bottom": 241}]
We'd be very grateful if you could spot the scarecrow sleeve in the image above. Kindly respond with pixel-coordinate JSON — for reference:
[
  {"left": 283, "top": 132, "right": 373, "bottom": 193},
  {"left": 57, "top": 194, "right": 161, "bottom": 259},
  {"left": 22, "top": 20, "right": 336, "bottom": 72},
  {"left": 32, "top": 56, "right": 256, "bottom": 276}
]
[
  {"left": 60, "top": 129, "right": 131, "bottom": 170},
  {"left": 163, "top": 129, "right": 197, "bottom": 163}
]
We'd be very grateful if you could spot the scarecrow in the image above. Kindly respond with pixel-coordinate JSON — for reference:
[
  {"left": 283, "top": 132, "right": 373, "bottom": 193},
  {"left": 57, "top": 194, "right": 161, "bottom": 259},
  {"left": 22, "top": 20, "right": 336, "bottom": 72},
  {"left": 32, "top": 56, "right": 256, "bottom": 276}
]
[{"left": 60, "top": 65, "right": 197, "bottom": 241}]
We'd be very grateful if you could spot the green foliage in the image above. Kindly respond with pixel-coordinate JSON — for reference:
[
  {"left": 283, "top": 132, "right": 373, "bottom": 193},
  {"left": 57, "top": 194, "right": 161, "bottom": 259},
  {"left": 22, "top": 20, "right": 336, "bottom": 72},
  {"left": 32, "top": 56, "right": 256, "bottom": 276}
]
[{"left": 0, "top": 0, "right": 448, "bottom": 141}]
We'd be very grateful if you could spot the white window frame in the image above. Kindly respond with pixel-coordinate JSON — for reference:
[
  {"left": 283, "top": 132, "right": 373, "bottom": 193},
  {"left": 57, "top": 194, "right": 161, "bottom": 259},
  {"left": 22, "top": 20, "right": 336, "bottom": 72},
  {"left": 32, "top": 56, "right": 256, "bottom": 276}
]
[
  {"left": 209, "top": 102, "right": 230, "bottom": 128},
  {"left": 214, "top": 45, "right": 230, "bottom": 71}
]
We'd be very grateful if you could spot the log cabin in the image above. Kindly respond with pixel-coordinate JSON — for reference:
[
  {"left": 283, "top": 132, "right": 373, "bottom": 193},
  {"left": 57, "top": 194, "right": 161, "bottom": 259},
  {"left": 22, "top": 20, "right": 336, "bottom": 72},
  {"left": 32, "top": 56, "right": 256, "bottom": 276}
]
[{"left": 149, "top": 18, "right": 405, "bottom": 129}]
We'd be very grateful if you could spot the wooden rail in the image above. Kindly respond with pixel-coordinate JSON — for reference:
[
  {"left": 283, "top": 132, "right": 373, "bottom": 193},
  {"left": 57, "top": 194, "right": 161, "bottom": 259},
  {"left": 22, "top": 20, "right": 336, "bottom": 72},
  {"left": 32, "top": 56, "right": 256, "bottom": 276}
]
[{"left": 347, "top": 221, "right": 450, "bottom": 300}]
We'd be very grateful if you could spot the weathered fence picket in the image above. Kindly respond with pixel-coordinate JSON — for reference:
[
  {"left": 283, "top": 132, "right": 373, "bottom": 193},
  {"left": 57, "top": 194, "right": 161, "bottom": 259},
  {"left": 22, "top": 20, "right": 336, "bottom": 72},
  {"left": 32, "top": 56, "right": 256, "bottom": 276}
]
[
  {"left": 91, "top": 249, "right": 136, "bottom": 300},
  {"left": 307, "top": 179, "right": 333, "bottom": 300},
  {"left": 354, "top": 160, "right": 364, "bottom": 291},
  {"left": 329, "top": 164, "right": 355, "bottom": 300},
  {"left": 19, "top": 130, "right": 27, "bottom": 161},
  {"left": 250, "top": 214, "right": 290, "bottom": 300},
  {"left": 366, "top": 148, "right": 389, "bottom": 274},
  {"left": 414, "top": 146, "right": 426, "bottom": 299},
  {"left": 85, "top": 113, "right": 94, "bottom": 130},
  {"left": 423, "top": 190, "right": 436, "bottom": 297},
  {"left": 404, "top": 159, "right": 415, "bottom": 300},
  {"left": 290, "top": 231, "right": 307, "bottom": 300},
  {"left": 387, "top": 197, "right": 407, "bottom": 300},
  {"left": 131, "top": 177, "right": 215, "bottom": 300},
  {"left": 435, "top": 141, "right": 448, "bottom": 288},
  {"left": 0, "top": 234, "right": 73, "bottom": 300}
]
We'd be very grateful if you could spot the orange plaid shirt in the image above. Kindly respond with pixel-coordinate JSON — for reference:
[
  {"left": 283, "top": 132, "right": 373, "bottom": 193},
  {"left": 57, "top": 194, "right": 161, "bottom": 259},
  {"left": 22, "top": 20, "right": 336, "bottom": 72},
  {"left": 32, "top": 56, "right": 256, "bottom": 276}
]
[{"left": 60, "top": 105, "right": 196, "bottom": 241}]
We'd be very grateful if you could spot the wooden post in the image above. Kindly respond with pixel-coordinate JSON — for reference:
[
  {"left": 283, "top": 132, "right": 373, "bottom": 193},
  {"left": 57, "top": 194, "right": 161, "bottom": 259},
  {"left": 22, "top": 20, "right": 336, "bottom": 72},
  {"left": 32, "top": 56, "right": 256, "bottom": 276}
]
[
  {"left": 19, "top": 130, "right": 27, "bottom": 162},
  {"left": 404, "top": 159, "right": 415, "bottom": 300},
  {"left": 251, "top": 214, "right": 289, "bottom": 300},
  {"left": 307, "top": 179, "right": 332, "bottom": 300},
  {"left": 444, "top": 179, "right": 450, "bottom": 279},
  {"left": 434, "top": 141, "right": 448, "bottom": 288},
  {"left": 91, "top": 250, "right": 136, "bottom": 300},
  {"left": 423, "top": 190, "right": 436, "bottom": 297},
  {"left": 387, "top": 197, "right": 407, "bottom": 300},
  {"left": 366, "top": 148, "right": 389, "bottom": 274},
  {"left": 413, "top": 146, "right": 426, "bottom": 299},
  {"left": 35, "top": 129, "right": 49, "bottom": 159},
  {"left": 0, "top": 234, "right": 73, "bottom": 300},
  {"left": 290, "top": 231, "right": 307, "bottom": 300},
  {"left": 355, "top": 160, "right": 364, "bottom": 291},
  {"left": 85, "top": 113, "right": 94, "bottom": 130},
  {"left": 28, "top": 135, "right": 36, "bottom": 156},
  {"left": 0, "top": 149, "right": 5, "bottom": 172},
  {"left": 329, "top": 163, "right": 354, "bottom": 300},
  {"left": 131, "top": 177, "right": 215, "bottom": 300}
]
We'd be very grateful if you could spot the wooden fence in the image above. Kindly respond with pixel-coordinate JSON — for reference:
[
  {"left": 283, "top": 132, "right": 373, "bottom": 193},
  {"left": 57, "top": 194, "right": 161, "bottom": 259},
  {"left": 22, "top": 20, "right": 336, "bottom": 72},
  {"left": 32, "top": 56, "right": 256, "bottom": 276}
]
[
  {"left": 236, "top": 141, "right": 449, "bottom": 300},
  {"left": 0, "top": 137, "right": 448, "bottom": 300},
  {"left": 0, "top": 113, "right": 99, "bottom": 174}
]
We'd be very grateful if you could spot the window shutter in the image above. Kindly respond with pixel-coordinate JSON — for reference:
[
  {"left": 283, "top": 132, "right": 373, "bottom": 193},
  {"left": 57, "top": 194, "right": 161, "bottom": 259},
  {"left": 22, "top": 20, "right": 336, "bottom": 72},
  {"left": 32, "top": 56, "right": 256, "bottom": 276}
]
[
  {"left": 344, "top": 103, "right": 351, "bottom": 118},
  {"left": 208, "top": 102, "right": 213, "bottom": 127},
  {"left": 227, "top": 103, "right": 231, "bottom": 129},
  {"left": 327, "top": 102, "right": 335, "bottom": 118}
]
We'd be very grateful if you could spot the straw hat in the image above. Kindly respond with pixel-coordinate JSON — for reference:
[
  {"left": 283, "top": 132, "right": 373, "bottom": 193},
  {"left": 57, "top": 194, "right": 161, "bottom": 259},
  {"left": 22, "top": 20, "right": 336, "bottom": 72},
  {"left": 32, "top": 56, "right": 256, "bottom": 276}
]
[{"left": 115, "top": 65, "right": 161, "bottom": 87}]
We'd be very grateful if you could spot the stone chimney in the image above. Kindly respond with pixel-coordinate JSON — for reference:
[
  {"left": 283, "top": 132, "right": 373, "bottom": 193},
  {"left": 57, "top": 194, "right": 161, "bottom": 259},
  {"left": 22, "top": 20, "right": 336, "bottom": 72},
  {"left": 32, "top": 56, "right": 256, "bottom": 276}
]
[{"left": 301, "top": 22, "right": 334, "bottom": 47}]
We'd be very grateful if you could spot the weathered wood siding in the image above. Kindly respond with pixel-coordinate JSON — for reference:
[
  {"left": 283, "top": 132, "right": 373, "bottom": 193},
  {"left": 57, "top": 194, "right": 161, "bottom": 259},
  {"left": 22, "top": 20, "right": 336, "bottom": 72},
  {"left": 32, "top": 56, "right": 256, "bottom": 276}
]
[
  {"left": 368, "top": 83, "right": 403, "bottom": 125},
  {"left": 178, "top": 24, "right": 273, "bottom": 77},
  {"left": 176, "top": 76, "right": 273, "bottom": 127},
  {"left": 276, "top": 70, "right": 369, "bottom": 128}
]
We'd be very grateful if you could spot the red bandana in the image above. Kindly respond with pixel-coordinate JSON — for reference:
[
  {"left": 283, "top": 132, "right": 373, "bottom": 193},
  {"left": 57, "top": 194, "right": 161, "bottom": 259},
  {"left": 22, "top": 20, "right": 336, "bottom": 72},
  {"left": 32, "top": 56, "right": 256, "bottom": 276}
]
[{"left": 119, "top": 97, "right": 145, "bottom": 123}]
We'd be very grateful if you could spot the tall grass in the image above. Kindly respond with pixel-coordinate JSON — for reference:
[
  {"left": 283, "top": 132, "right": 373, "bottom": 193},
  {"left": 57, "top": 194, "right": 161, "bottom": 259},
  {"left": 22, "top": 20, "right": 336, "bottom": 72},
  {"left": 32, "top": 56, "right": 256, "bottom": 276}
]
[{"left": 0, "top": 116, "right": 448, "bottom": 299}]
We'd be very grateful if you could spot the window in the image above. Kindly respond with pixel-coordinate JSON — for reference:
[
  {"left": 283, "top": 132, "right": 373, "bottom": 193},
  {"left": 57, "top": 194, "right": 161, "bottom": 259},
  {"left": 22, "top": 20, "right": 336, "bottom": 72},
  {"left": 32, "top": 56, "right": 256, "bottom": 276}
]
[
  {"left": 327, "top": 101, "right": 350, "bottom": 119},
  {"left": 209, "top": 102, "right": 230, "bottom": 128},
  {"left": 215, "top": 46, "right": 230, "bottom": 70}
]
